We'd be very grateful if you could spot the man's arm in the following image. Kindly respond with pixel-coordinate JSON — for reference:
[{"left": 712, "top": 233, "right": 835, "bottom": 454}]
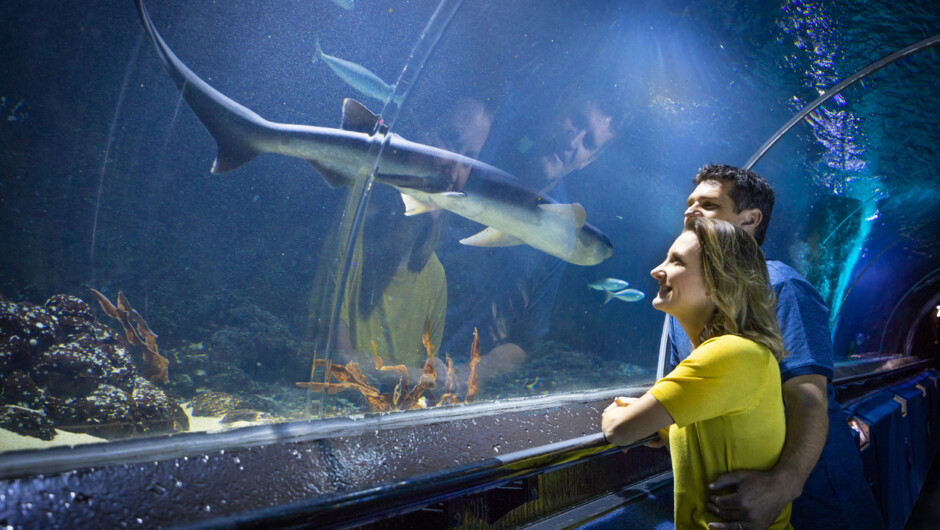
[{"left": 705, "top": 374, "right": 829, "bottom": 529}]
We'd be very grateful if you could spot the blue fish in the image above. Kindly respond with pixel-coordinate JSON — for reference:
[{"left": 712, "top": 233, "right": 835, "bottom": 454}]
[
  {"left": 330, "top": 0, "right": 355, "bottom": 10},
  {"left": 604, "top": 288, "right": 645, "bottom": 304},
  {"left": 313, "top": 37, "right": 400, "bottom": 105},
  {"left": 587, "top": 278, "right": 629, "bottom": 292}
]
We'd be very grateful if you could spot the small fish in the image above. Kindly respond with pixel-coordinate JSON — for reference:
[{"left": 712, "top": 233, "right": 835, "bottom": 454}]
[
  {"left": 313, "top": 37, "right": 398, "bottom": 104},
  {"left": 329, "top": 0, "right": 355, "bottom": 10},
  {"left": 588, "top": 278, "right": 629, "bottom": 292},
  {"left": 604, "top": 288, "right": 645, "bottom": 304}
]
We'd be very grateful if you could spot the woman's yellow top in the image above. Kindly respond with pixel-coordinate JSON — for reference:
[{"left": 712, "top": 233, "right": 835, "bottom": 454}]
[{"left": 649, "top": 334, "right": 792, "bottom": 529}]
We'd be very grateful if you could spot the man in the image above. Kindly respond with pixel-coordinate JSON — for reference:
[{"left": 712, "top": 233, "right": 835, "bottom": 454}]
[
  {"left": 665, "top": 164, "right": 883, "bottom": 529},
  {"left": 439, "top": 87, "right": 626, "bottom": 376},
  {"left": 534, "top": 96, "right": 618, "bottom": 192}
]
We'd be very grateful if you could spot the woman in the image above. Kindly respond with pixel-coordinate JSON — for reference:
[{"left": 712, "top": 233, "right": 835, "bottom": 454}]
[
  {"left": 336, "top": 185, "right": 447, "bottom": 374},
  {"left": 601, "top": 217, "right": 791, "bottom": 529}
]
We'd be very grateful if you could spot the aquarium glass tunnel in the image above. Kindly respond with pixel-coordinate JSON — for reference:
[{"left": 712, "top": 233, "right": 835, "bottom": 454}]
[{"left": 1, "top": 0, "right": 939, "bottom": 527}]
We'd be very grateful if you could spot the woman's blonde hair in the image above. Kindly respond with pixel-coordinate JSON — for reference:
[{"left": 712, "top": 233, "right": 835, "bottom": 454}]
[{"left": 687, "top": 217, "right": 787, "bottom": 360}]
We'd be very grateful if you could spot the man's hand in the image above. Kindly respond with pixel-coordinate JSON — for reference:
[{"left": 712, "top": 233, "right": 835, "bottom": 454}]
[
  {"left": 704, "top": 374, "right": 829, "bottom": 529},
  {"left": 704, "top": 470, "right": 791, "bottom": 529}
]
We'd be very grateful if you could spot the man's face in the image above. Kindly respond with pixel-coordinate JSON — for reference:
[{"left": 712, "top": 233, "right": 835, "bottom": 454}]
[
  {"left": 433, "top": 99, "right": 492, "bottom": 191},
  {"left": 539, "top": 101, "right": 615, "bottom": 182},
  {"left": 685, "top": 180, "right": 742, "bottom": 225}
]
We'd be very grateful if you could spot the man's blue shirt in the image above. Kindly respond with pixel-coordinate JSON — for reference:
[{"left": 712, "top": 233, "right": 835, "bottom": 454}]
[{"left": 666, "top": 260, "right": 833, "bottom": 382}]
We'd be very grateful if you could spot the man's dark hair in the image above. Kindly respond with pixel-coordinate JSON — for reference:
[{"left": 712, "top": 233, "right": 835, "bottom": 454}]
[{"left": 693, "top": 164, "right": 775, "bottom": 245}]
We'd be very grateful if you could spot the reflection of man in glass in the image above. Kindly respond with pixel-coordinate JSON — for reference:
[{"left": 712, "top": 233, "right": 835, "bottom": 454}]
[
  {"left": 535, "top": 97, "right": 617, "bottom": 192},
  {"left": 428, "top": 98, "right": 493, "bottom": 193},
  {"left": 442, "top": 86, "right": 627, "bottom": 380}
]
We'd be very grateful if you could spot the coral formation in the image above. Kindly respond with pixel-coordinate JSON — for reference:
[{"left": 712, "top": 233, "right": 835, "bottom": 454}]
[
  {"left": 154, "top": 296, "right": 312, "bottom": 422},
  {"left": 296, "top": 319, "right": 482, "bottom": 412},
  {"left": 89, "top": 289, "right": 169, "bottom": 384},
  {"left": 0, "top": 294, "right": 188, "bottom": 440}
]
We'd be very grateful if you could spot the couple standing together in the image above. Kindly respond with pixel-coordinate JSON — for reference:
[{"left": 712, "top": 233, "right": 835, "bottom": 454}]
[{"left": 602, "top": 164, "right": 883, "bottom": 529}]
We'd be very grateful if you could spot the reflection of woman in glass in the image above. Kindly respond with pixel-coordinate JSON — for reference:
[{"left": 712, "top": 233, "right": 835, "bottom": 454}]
[
  {"left": 336, "top": 186, "right": 446, "bottom": 380},
  {"left": 335, "top": 97, "right": 491, "bottom": 386},
  {"left": 601, "top": 217, "right": 791, "bottom": 529}
]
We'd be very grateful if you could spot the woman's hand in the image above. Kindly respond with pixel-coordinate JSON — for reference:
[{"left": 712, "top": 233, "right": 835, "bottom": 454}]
[
  {"left": 601, "top": 393, "right": 675, "bottom": 448},
  {"left": 602, "top": 397, "right": 637, "bottom": 445}
]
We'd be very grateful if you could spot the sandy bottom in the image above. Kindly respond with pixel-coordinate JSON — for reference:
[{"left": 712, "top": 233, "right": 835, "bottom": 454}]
[
  {"left": 0, "top": 426, "right": 105, "bottom": 452},
  {"left": 0, "top": 403, "right": 253, "bottom": 453}
]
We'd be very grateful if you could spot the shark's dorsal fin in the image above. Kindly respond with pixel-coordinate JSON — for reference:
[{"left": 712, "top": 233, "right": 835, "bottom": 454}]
[
  {"left": 341, "top": 99, "right": 387, "bottom": 134},
  {"left": 460, "top": 227, "right": 525, "bottom": 248},
  {"left": 538, "top": 202, "right": 587, "bottom": 228}
]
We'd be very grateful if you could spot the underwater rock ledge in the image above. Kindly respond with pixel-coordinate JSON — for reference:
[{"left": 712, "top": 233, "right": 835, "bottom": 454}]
[{"left": 0, "top": 294, "right": 188, "bottom": 441}]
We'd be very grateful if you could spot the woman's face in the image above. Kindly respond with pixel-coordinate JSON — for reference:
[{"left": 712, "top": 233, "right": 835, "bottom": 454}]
[{"left": 650, "top": 231, "right": 714, "bottom": 321}]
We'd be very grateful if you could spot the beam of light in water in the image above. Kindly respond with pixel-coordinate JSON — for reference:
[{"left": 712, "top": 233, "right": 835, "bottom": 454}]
[
  {"left": 772, "top": 0, "right": 886, "bottom": 336},
  {"left": 90, "top": 33, "right": 144, "bottom": 284},
  {"left": 828, "top": 177, "right": 883, "bottom": 333}
]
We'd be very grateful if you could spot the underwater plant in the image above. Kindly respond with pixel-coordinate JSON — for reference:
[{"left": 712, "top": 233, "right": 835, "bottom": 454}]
[
  {"left": 89, "top": 289, "right": 169, "bottom": 384},
  {"left": 296, "top": 319, "right": 482, "bottom": 412}
]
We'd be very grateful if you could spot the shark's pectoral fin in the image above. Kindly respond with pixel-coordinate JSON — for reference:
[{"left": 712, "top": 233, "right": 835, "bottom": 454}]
[
  {"left": 537, "top": 202, "right": 587, "bottom": 228},
  {"left": 341, "top": 99, "right": 387, "bottom": 135},
  {"left": 400, "top": 193, "right": 439, "bottom": 216},
  {"left": 460, "top": 227, "right": 525, "bottom": 247},
  {"left": 211, "top": 144, "right": 264, "bottom": 174},
  {"left": 309, "top": 160, "right": 350, "bottom": 189}
]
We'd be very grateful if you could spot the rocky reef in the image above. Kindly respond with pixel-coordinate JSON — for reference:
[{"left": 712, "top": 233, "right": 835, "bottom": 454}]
[
  {"left": 159, "top": 297, "right": 314, "bottom": 420},
  {"left": 0, "top": 294, "right": 188, "bottom": 441}
]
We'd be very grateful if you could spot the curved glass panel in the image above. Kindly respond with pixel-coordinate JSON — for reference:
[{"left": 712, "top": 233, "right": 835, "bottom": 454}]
[{"left": 1, "top": 0, "right": 939, "bottom": 457}]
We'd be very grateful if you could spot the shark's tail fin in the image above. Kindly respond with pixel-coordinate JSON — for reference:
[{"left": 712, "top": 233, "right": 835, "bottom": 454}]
[{"left": 137, "top": 0, "right": 265, "bottom": 174}]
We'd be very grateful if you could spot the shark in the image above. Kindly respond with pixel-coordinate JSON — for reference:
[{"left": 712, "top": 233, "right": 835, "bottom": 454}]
[{"left": 134, "top": 0, "right": 614, "bottom": 266}]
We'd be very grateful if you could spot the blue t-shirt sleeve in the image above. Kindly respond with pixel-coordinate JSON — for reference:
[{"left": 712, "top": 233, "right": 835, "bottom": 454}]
[
  {"left": 665, "top": 314, "right": 693, "bottom": 373},
  {"left": 666, "top": 262, "right": 834, "bottom": 383},
  {"left": 773, "top": 272, "right": 834, "bottom": 382}
]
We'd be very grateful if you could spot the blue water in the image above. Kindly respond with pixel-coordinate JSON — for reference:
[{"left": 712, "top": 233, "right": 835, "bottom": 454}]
[{"left": 1, "top": 0, "right": 939, "bottom": 436}]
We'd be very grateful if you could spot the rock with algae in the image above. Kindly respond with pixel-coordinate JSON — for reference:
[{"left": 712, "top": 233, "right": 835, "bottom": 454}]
[{"left": 0, "top": 294, "right": 188, "bottom": 440}]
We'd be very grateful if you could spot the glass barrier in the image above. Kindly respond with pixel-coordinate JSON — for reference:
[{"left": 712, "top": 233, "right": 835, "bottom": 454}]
[{"left": 1, "top": 0, "right": 938, "bottom": 457}]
